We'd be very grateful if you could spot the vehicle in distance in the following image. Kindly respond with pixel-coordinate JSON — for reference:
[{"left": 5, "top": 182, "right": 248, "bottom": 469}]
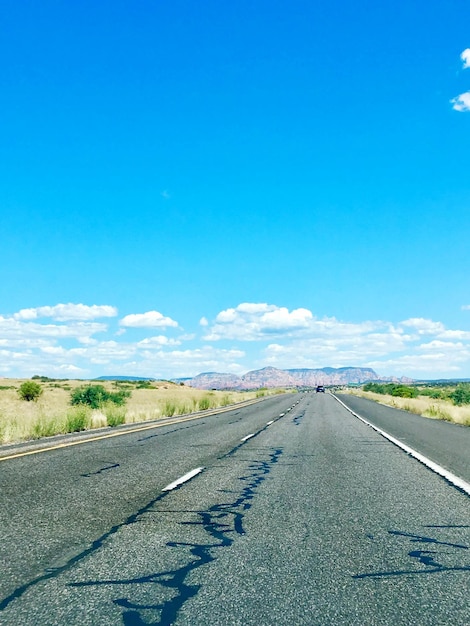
[{"left": 316, "top": 385, "right": 325, "bottom": 393}]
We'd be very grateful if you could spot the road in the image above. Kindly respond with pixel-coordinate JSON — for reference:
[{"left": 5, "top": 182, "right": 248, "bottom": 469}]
[{"left": 0, "top": 393, "right": 469, "bottom": 625}]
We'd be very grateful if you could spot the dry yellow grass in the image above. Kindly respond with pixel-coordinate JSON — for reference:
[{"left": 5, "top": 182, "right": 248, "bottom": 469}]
[
  {"left": 0, "top": 378, "right": 276, "bottom": 444},
  {"left": 346, "top": 390, "right": 470, "bottom": 426}
]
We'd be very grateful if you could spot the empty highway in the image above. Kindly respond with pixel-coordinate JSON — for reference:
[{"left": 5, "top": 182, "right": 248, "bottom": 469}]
[{"left": 0, "top": 393, "right": 469, "bottom": 625}]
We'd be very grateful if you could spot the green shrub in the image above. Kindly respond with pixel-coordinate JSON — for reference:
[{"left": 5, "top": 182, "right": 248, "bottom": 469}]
[
  {"left": 177, "top": 403, "right": 189, "bottom": 415},
  {"left": 136, "top": 380, "right": 153, "bottom": 389},
  {"left": 198, "top": 396, "right": 211, "bottom": 411},
  {"left": 65, "top": 407, "right": 90, "bottom": 432},
  {"left": 390, "top": 385, "right": 418, "bottom": 399},
  {"left": 105, "top": 405, "right": 126, "bottom": 427},
  {"left": 163, "top": 401, "right": 176, "bottom": 417},
  {"left": 221, "top": 394, "right": 232, "bottom": 406},
  {"left": 70, "top": 384, "right": 130, "bottom": 409},
  {"left": 363, "top": 382, "right": 417, "bottom": 398},
  {"left": 108, "top": 389, "right": 131, "bottom": 406},
  {"left": 31, "top": 417, "right": 57, "bottom": 439},
  {"left": 420, "top": 388, "right": 443, "bottom": 399},
  {"left": 449, "top": 384, "right": 470, "bottom": 406},
  {"left": 18, "top": 381, "right": 43, "bottom": 402}
]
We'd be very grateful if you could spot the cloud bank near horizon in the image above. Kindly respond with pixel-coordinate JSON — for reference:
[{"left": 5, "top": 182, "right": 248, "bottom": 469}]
[{"left": 1, "top": 302, "right": 470, "bottom": 380}]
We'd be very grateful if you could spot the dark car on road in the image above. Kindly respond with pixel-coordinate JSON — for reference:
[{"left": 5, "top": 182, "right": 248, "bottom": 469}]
[{"left": 316, "top": 385, "right": 325, "bottom": 393}]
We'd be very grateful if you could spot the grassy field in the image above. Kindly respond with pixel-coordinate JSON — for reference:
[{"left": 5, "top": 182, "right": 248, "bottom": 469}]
[
  {"left": 346, "top": 388, "right": 470, "bottom": 426},
  {"left": 0, "top": 378, "right": 287, "bottom": 444}
]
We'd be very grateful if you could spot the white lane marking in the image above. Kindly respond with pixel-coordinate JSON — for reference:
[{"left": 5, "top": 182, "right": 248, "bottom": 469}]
[
  {"left": 241, "top": 433, "right": 255, "bottom": 442},
  {"left": 162, "top": 467, "right": 204, "bottom": 492},
  {"left": 333, "top": 395, "right": 470, "bottom": 496},
  {"left": 279, "top": 413, "right": 285, "bottom": 417},
  {"left": 267, "top": 420, "right": 274, "bottom": 425}
]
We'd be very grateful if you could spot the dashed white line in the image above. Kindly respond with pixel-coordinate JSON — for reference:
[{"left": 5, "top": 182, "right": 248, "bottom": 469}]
[
  {"left": 279, "top": 413, "right": 285, "bottom": 417},
  {"left": 162, "top": 467, "right": 204, "bottom": 492},
  {"left": 241, "top": 433, "right": 255, "bottom": 442},
  {"left": 333, "top": 395, "right": 470, "bottom": 496},
  {"left": 267, "top": 420, "right": 274, "bottom": 425}
]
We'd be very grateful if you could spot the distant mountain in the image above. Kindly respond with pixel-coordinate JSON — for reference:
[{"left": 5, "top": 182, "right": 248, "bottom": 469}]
[{"left": 174, "top": 366, "right": 382, "bottom": 390}]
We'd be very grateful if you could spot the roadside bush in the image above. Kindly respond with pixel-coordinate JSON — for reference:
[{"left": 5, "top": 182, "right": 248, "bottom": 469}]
[
  {"left": 136, "top": 380, "right": 154, "bottom": 389},
  {"left": 362, "top": 382, "right": 417, "bottom": 398},
  {"left": 449, "top": 384, "right": 470, "bottom": 406},
  {"left": 105, "top": 405, "right": 126, "bottom": 427},
  {"left": 390, "top": 385, "right": 418, "bottom": 399},
  {"left": 221, "top": 394, "right": 232, "bottom": 406},
  {"left": 18, "top": 381, "right": 43, "bottom": 402},
  {"left": 70, "top": 384, "right": 130, "bottom": 409},
  {"left": 163, "top": 401, "right": 177, "bottom": 417},
  {"left": 31, "top": 416, "right": 57, "bottom": 439},
  {"left": 65, "top": 406, "right": 91, "bottom": 432},
  {"left": 198, "top": 396, "right": 211, "bottom": 411},
  {"left": 420, "top": 388, "right": 444, "bottom": 399}
]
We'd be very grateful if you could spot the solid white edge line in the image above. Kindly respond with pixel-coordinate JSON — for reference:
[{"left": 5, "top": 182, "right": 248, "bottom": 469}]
[
  {"left": 162, "top": 467, "right": 204, "bottom": 492},
  {"left": 333, "top": 395, "right": 470, "bottom": 496},
  {"left": 241, "top": 433, "right": 255, "bottom": 442},
  {"left": 267, "top": 420, "right": 274, "bottom": 425}
]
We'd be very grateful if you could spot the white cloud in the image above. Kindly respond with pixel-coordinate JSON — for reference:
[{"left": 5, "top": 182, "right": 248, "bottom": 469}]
[
  {"left": 14, "top": 303, "right": 117, "bottom": 321},
  {"left": 400, "top": 318, "right": 446, "bottom": 335},
  {"left": 451, "top": 92, "right": 470, "bottom": 112},
  {"left": 199, "top": 317, "right": 209, "bottom": 327},
  {"left": 461, "top": 48, "right": 470, "bottom": 69},
  {"left": 137, "top": 335, "right": 181, "bottom": 347},
  {"left": 436, "top": 329, "right": 470, "bottom": 340},
  {"left": 120, "top": 311, "right": 178, "bottom": 328},
  {"left": 206, "top": 303, "right": 315, "bottom": 341},
  {"left": 0, "top": 316, "right": 108, "bottom": 342}
]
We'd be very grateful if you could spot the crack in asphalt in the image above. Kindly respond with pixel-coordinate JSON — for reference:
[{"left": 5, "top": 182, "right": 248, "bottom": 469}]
[
  {"left": 69, "top": 447, "right": 284, "bottom": 626},
  {"left": 292, "top": 410, "right": 305, "bottom": 426},
  {"left": 353, "top": 528, "right": 470, "bottom": 579},
  {"left": 0, "top": 411, "right": 285, "bottom": 619},
  {"left": 80, "top": 462, "right": 120, "bottom": 478}
]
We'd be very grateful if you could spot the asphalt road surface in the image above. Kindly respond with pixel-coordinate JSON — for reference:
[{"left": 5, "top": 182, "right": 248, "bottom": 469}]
[{"left": 0, "top": 393, "right": 469, "bottom": 625}]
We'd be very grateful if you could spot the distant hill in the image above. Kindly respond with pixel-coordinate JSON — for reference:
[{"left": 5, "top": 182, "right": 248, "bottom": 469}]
[{"left": 173, "top": 366, "right": 383, "bottom": 390}]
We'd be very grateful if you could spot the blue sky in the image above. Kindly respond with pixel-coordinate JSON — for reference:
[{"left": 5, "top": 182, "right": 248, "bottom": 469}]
[{"left": 1, "top": 0, "right": 470, "bottom": 380}]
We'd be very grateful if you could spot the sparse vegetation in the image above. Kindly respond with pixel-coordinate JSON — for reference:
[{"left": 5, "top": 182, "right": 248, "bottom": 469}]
[
  {"left": 363, "top": 382, "right": 418, "bottom": 398},
  {"left": 104, "top": 405, "right": 127, "bottom": 427},
  {"left": 0, "top": 378, "right": 279, "bottom": 444},
  {"left": 198, "top": 396, "right": 212, "bottom": 411},
  {"left": 348, "top": 382, "right": 470, "bottom": 427},
  {"left": 163, "top": 401, "right": 177, "bottom": 417},
  {"left": 31, "top": 415, "right": 58, "bottom": 439},
  {"left": 65, "top": 406, "right": 91, "bottom": 432},
  {"left": 135, "top": 380, "right": 154, "bottom": 389}
]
